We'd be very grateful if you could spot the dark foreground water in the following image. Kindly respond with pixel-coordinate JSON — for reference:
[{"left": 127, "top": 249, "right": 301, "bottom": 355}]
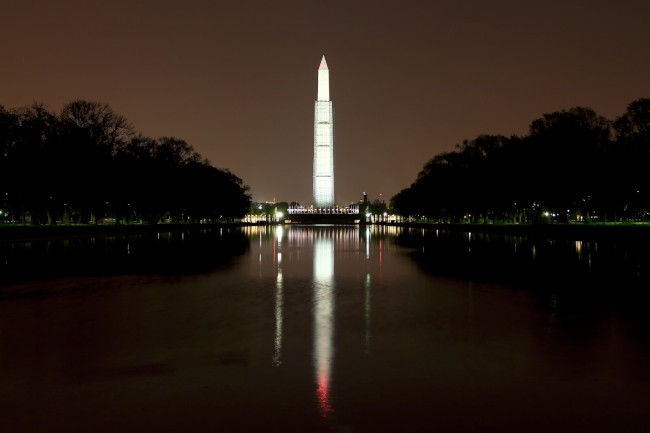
[{"left": 1, "top": 225, "right": 650, "bottom": 432}]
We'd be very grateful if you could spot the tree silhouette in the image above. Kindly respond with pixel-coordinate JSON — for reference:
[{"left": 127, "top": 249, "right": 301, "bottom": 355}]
[
  {"left": 0, "top": 100, "right": 251, "bottom": 225},
  {"left": 392, "top": 100, "right": 649, "bottom": 224}
]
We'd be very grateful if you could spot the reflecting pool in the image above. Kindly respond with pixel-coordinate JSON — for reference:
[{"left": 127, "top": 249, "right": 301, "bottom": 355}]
[{"left": 1, "top": 225, "right": 650, "bottom": 432}]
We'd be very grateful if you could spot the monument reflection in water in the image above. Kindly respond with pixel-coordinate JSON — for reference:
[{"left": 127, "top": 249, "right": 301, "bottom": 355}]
[
  {"left": 313, "top": 235, "right": 334, "bottom": 417},
  {"left": 270, "top": 226, "right": 340, "bottom": 417},
  {"left": 263, "top": 224, "right": 386, "bottom": 421}
]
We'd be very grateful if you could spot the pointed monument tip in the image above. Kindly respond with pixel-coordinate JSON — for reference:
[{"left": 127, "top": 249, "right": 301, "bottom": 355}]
[{"left": 319, "top": 55, "right": 328, "bottom": 70}]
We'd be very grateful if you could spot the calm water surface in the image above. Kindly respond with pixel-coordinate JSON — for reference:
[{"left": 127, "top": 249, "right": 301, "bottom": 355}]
[{"left": 1, "top": 225, "right": 650, "bottom": 432}]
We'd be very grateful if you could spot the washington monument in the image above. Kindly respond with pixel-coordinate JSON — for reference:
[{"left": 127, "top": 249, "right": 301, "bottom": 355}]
[{"left": 313, "top": 55, "right": 335, "bottom": 207}]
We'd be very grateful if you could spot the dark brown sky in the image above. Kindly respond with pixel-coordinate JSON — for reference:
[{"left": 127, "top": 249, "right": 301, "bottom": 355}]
[{"left": 3, "top": 0, "right": 650, "bottom": 204}]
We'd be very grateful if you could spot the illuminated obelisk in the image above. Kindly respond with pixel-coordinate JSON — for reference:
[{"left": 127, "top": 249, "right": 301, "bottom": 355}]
[{"left": 313, "top": 55, "right": 335, "bottom": 207}]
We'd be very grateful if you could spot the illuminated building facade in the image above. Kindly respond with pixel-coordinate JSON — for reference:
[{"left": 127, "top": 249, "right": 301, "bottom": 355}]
[{"left": 313, "top": 55, "right": 335, "bottom": 207}]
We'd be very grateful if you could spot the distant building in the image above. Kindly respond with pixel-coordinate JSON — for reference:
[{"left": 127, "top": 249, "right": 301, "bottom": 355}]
[{"left": 313, "top": 55, "right": 335, "bottom": 207}]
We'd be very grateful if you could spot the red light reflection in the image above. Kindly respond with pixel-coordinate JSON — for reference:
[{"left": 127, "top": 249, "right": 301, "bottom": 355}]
[{"left": 317, "top": 374, "right": 333, "bottom": 417}]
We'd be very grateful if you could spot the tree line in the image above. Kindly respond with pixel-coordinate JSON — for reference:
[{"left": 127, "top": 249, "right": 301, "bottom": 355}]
[
  {"left": 391, "top": 98, "right": 650, "bottom": 224},
  {"left": 0, "top": 100, "right": 251, "bottom": 225}
]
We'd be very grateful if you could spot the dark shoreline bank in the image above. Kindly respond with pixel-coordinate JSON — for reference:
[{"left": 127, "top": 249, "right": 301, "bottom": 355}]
[
  {"left": 0, "top": 222, "right": 266, "bottom": 242},
  {"left": 383, "top": 222, "right": 650, "bottom": 241}
]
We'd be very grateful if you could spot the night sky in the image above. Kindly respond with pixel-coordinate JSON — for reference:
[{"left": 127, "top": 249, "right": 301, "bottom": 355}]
[{"left": 3, "top": 0, "right": 650, "bottom": 205}]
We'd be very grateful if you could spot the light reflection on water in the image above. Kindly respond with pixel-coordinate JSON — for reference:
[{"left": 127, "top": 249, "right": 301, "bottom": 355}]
[
  {"left": 364, "top": 272, "right": 371, "bottom": 355},
  {"left": 2, "top": 225, "right": 650, "bottom": 432},
  {"left": 272, "top": 226, "right": 284, "bottom": 367},
  {"left": 313, "top": 236, "right": 334, "bottom": 418}
]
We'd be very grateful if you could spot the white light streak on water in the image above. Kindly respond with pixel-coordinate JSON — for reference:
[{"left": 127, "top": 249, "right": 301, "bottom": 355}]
[{"left": 313, "top": 237, "right": 334, "bottom": 418}]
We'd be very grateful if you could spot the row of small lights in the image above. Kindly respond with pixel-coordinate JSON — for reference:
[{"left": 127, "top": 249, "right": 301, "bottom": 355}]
[{"left": 273, "top": 211, "right": 390, "bottom": 221}]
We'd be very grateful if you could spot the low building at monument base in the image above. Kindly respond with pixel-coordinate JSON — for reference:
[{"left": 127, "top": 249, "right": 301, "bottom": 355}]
[{"left": 286, "top": 205, "right": 360, "bottom": 224}]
